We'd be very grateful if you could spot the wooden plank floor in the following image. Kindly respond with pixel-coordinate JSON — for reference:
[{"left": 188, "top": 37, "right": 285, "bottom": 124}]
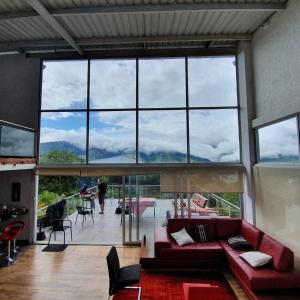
[
  {"left": 0, "top": 245, "right": 140, "bottom": 300},
  {"left": 0, "top": 245, "right": 250, "bottom": 300}
]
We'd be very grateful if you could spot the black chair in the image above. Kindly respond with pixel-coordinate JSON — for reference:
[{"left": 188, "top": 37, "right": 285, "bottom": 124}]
[
  {"left": 45, "top": 199, "right": 72, "bottom": 246},
  {"left": 106, "top": 246, "right": 141, "bottom": 300},
  {"left": 75, "top": 206, "right": 94, "bottom": 227}
]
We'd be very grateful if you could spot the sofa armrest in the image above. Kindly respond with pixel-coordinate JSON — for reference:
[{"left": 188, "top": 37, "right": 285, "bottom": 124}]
[{"left": 154, "top": 226, "right": 172, "bottom": 258}]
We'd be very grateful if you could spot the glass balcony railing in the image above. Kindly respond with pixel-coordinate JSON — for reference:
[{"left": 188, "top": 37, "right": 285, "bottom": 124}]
[
  {"left": 36, "top": 184, "right": 241, "bottom": 227},
  {"left": 36, "top": 183, "right": 241, "bottom": 244},
  {"left": 0, "top": 121, "right": 35, "bottom": 158}
]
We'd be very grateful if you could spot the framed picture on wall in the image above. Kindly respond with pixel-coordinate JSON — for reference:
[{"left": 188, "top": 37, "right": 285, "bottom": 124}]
[{"left": 12, "top": 182, "right": 21, "bottom": 202}]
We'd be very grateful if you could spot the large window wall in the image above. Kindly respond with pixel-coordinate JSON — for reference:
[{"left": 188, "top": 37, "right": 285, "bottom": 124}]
[{"left": 39, "top": 57, "right": 240, "bottom": 164}]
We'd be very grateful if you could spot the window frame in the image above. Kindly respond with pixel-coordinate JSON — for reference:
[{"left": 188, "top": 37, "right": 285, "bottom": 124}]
[
  {"left": 38, "top": 55, "right": 241, "bottom": 165},
  {"left": 0, "top": 120, "right": 36, "bottom": 158},
  {"left": 256, "top": 114, "right": 300, "bottom": 164}
]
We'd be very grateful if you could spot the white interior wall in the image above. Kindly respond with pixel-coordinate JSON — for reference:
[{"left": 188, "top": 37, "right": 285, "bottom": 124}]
[
  {"left": 0, "top": 170, "right": 35, "bottom": 242},
  {"left": 252, "top": 0, "right": 300, "bottom": 265},
  {"left": 252, "top": 0, "right": 300, "bottom": 127}
]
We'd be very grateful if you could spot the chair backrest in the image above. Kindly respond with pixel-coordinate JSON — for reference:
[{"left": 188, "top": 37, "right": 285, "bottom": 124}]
[
  {"left": 76, "top": 206, "right": 85, "bottom": 214},
  {"left": 106, "top": 246, "right": 120, "bottom": 296},
  {"left": 45, "top": 199, "right": 66, "bottom": 227}
]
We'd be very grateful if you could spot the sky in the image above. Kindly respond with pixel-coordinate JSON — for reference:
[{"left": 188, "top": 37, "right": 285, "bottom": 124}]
[
  {"left": 39, "top": 57, "right": 299, "bottom": 163},
  {"left": 258, "top": 118, "right": 299, "bottom": 160}
]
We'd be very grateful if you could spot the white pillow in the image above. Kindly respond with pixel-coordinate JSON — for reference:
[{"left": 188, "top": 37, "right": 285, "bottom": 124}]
[
  {"left": 170, "top": 227, "right": 195, "bottom": 246},
  {"left": 240, "top": 251, "right": 272, "bottom": 268}
]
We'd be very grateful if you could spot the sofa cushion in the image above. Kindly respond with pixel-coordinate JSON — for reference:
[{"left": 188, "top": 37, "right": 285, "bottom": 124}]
[
  {"left": 159, "top": 241, "right": 224, "bottom": 261},
  {"left": 259, "top": 234, "right": 294, "bottom": 272},
  {"left": 241, "top": 221, "right": 263, "bottom": 251},
  {"left": 227, "top": 235, "right": 252, "bottom": 250},
  {"left": 190, "top": 218, "right": 216, "bottom": 239},
  {"left": 240, "top": 251, "right": 272, "bottom": 268},
  {"left": 167, "top": 218, "right": 191, "bottom": 235},
  {"left": 215, "top": 218, "right": 242, "bottom": 239},
  {"left": 191, "top": 224, "right": 212, "bottom": 243},
  {"left": 225, "top": 248, "right": 300, "bottom": 290},
  {"left": 171, "top": 227, "right": 195, "bottom": 246}
]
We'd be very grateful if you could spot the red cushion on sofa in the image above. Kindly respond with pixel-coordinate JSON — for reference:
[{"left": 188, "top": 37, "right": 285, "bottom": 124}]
[
  {"left": 190, "top": 218, "right": 216, "bottom": 239},
  {"left": 215, "top": 218, "right": 242, "bottom": 239},
  {"left": 241, "top": 221, "right": 263, "bottom": 250},
  {"left": 167, "top": 218, "right": 191, "bottom": 235},
  {"left": 259, "top": 234, "right": 294, "bottom": 272}
]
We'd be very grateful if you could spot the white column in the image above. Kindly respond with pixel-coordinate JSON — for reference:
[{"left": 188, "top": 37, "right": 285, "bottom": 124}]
[{"left": 237, "top": 41, "right": 256, "bottom": 224}]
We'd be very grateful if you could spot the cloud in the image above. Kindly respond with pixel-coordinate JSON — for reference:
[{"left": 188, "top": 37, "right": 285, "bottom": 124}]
[
  {"left": 40, "top": 57, "right": 243, "bottom": 162},
  {"left": 1, "top": 126, "right": 34, "bottom": 156},
  {"left": 188, "top": 57, "right": 237, "bottom": 107},
  {"left": 138, "top": 110, "right": 187, "bottom": 154},
  {"left": 40, "top": 127, "right": 86, "bottom": 149},
  {"left": 189, "top": 110, "right": 240, "bottom": 162},
  {"left": 42, "top": 112, "right": 75, "bottom": 120},
  {"left": 139, "top": 59, "right": 186, "bottom": 108},
  {"left": 42, "top": 61, "right": 87, "bottom": 109},
  {"left": 40, "top": 109, "right": 241, "bottom": 162},
  {"left": 259, "top": 118, "right": 298, "bottom": 159},
  {"left": 90, "top": 60, "right": 136, "bottom": 109},
  {"left": 89, "top": 112, "right": 136, "bottom": 152}
]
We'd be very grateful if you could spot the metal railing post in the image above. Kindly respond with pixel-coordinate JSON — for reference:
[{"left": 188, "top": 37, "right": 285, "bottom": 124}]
[
  {"left": 122, "top": 176, "right": 126, "bottom": 245},
  {"left": 136, "top": 176, "right": 140, "bottom": 242},
  {"left": 174, "top": 193, "right": 178, "bottom": 219}
]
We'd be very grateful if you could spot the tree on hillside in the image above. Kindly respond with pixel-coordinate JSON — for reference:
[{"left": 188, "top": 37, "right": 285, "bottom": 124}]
[
  {"left": 39, "top": 176, "right": 79, "bottom": 196},
  {"left": 40, "top": 150, "right": 85, "bottom": 164}
]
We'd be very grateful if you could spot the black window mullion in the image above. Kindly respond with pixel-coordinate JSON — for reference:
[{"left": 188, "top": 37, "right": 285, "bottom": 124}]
[
  {"left": 86, "top": 59, "right": 90, "bottom": 164},
  {"left": 136, "top": 58, "right": 139, "bottom": 164},
  {"left": 185, "top": 57, "right": 190, "bottom": 163}
]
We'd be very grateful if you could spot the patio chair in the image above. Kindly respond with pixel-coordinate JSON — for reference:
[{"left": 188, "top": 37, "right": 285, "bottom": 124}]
[
  {"left": 75, "top": 206, "right": 94, "bottom": 227},
  {"left": 106, "top": 246, "right": 141, "bottom": 300},
  {"left": 45, "top": 199, "right": 72, "bottom": 245}
]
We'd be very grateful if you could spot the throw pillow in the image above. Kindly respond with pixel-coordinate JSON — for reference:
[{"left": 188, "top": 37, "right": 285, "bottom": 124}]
[
  {"left": 240, "top": 251, "right": 272, "bottom": 268},
  {"left": 228, "top": 235, "right": 252, "bottom": 250},
  {"left": 191, "top": 224, "right": 211, "bottom": 243},
  {"left": 171, "top": 227, "right": 195, "bottom": 246}
]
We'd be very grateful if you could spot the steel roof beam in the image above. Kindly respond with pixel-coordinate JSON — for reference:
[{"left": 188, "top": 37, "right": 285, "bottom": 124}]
[
  {"left": 0, "top": 3, "right": 286, "bottom": 21},
  {"left": 25, "top": 0, "right": 83, "bottom": 55},
  {"left": 0, "top": 34, "right": 251, "bottom": 50}
]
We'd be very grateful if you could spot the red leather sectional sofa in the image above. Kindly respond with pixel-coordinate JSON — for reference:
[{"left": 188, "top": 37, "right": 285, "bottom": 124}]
[{"left": 150, "top": 218, "right": 300, "bottom": 300}]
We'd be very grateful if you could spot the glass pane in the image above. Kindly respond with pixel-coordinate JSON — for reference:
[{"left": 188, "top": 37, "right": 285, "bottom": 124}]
[
  {"left": 139, "top": 110, "right": 187, "bottom": 163},
  {"left": 39, "top": 112, "right": 86, "bottom": 164},
  {"left": 258, "top": 118, "right": 299, "bottom": 162},
  {"left": 189, "top": 109, "right": 240, "bottom": 163},
  {"left": 41, "top": 60, "right": 88, "bottom": 110},
  {"left": 89, "top": 111, "right": 136, "bottom": 163},
  {"left": 0, "top": 126, "right": 34, "bottom": 157},
  {"left": 188, "top": 57, "right": 237, "bottom": 107},
  {"left": 90, "top": 60, "right": 136, "bottom": 109},
  {"left": 139, "top": 58, "right": 186, "bottom": 108}
]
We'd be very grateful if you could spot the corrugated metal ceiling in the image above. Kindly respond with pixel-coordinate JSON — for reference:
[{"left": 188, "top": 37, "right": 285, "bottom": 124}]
[{"left": 0, "top": 0, "right": 289, "bottom": 54}]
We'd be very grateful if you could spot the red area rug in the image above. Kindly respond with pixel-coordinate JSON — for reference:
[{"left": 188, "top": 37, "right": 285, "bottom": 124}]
[{"left": 113, "top": 271, "right": 238, "bottom": 300}]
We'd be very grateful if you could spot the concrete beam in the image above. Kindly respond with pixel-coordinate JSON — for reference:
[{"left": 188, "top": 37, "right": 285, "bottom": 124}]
[{"left": 0, "top": 34, "right": 251, "bottom": 51}]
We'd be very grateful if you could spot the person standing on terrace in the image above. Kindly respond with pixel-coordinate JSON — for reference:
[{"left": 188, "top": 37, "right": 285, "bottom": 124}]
[{"left": 97, "top": 178, "right": 108, "bottom": 214}]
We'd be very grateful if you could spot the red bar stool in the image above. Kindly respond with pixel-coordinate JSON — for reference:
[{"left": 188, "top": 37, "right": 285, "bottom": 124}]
[{"left": 0, "top": 221, "right": 25, "bottom": 266}]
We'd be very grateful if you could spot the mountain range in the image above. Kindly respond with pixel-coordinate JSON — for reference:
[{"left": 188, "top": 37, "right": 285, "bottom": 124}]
[{"left": 40, "top": 141, "right": 211, "bottom": 163}]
